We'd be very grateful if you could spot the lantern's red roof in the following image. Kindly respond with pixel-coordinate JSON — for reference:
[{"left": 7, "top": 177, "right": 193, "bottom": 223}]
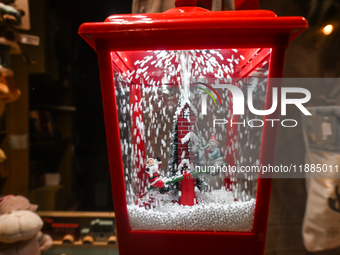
[{"left": 79, "top": 7, "right": 307, "bottom": 51}]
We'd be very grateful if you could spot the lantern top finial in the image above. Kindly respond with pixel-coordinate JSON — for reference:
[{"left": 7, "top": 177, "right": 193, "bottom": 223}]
[{"left": 175, "top": 0, "right": 197, "bottom": 7}]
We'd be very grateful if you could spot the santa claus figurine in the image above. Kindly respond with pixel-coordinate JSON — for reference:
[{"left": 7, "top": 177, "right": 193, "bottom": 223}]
[{"left": 145, "top": 156, "right": 169, "bottom": 194}]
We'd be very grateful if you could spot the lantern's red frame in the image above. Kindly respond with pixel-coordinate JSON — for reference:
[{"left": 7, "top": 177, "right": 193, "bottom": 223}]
[{"left": 79, "top": 6, "right": 307, "bottom": 255}]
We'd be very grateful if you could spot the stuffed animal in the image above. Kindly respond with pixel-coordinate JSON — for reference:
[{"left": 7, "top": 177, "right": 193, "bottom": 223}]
[
  {"left": 0, "top": 0, "right": 23, "bottom": 111},
  {"left": 0, "top": 195, "right": 52, "bottom": 255}
]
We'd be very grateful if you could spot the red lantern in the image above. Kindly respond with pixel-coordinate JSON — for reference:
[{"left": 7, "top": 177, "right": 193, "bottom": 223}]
[{"left": 79, "top": 1, "right": 307, "bottom": 254}]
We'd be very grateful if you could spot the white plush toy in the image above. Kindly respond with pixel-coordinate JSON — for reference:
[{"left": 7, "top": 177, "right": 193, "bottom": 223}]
[{"left": 0, "top": 195, "right": 52, "bottom": 254}]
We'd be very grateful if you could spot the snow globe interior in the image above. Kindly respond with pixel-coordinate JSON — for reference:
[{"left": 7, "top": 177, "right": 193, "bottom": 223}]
[{"left": 113, "top": 48, "right": 271, "bottom": 232}]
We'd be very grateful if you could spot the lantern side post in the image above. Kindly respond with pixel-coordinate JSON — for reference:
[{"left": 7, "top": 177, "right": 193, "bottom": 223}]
[
  {"left": 253, "top": 46, "right": 287, "bottom": 254},
  {"left": 96, "top": 47, "right": 131, "bottom": 249}
]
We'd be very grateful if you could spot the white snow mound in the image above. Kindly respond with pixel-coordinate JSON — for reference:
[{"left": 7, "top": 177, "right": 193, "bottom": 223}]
[{"left": 128, "top": 189, "right": 255, "bottom": 232}]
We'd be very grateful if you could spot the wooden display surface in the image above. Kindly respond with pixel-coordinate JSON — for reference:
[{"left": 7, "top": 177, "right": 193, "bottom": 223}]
[
  {"left": 43, "top": 246, "right": 118, "bottom": 255},
  {"left": 37, "top": 211, "right": 115, "bottom": 218},
  {"left": 52, "top": 240, "right": 118, "bottom": 248}
]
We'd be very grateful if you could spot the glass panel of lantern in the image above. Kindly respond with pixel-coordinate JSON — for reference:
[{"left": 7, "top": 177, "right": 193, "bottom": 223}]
[{"left": 113, "top": 48, "right": 271, "bottom": 232}]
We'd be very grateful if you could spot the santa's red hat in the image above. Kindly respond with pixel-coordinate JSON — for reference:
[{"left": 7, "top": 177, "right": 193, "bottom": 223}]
[{"left": 209, "top": 133, "right": 219, "bottom": 145}]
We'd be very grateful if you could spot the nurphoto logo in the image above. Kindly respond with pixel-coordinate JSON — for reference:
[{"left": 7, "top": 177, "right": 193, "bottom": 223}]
[{"left": 199, "top": 82, "right": 311, "bottom": 128}]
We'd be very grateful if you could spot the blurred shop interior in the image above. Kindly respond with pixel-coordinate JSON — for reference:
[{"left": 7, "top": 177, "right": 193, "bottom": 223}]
[{"left": 0, "top": 0, "right": 339, "bottom": 254}]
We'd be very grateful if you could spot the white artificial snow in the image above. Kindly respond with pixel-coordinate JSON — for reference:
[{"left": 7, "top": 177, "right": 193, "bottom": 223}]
[
  {"left": 128, "top": 189, "right": 255, "bottom": 232},
  {"left": 181, "top": 132, "right": 191, "bottom": 144},
  {"left": 181, "top": 131, "right": 199, "bottom": 145},
  {"left": 195, "top": 189, "right": 234, "bottom": 204},
  {"left": 173, "top": 99, "right": 198, "bottom": 120},
  {"left": 178, "top": 159, "right": 190, "bottom": 172}
]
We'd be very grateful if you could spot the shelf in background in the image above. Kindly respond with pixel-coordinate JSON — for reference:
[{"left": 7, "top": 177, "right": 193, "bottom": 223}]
[
  {"left": 31, "top": 104, "right": 76, "bottom": 112},
  {"left": 30, "top": 138, "right": 72, "bottom": 148}
]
